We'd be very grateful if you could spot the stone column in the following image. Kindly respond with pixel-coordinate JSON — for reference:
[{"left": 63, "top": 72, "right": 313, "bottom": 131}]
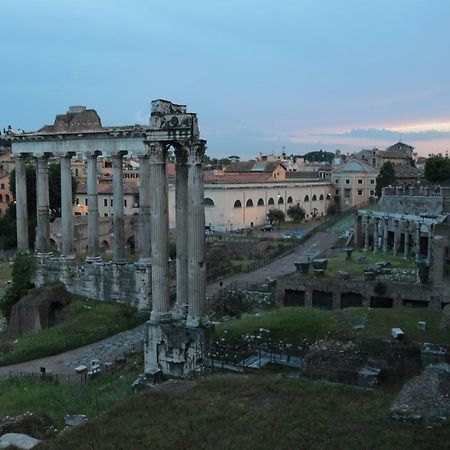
[
  {"left": 138, "top": 154, "right": 151, "bottom": 264},
  {"left": 415, "top": 223, "right": 421, "bottom": 262},
  {"left": 373, "top": 218, "right": 378, "bottom": 252},
  {"left": 14, "top": 154, "right": 29, "bottom": 252},
  {"left": 86, "top": 151, "right": 101, "bottom": 261},
  {"left": 112, "top": 152, "right": 127, "bottom": 263},
  {"left": 383, "top": 218, "right": 388, "bottom": 253},
  {"left": 173, "top": 145, "right": 189, "bottom": 319},
  {"left": 363, "top": 216, "right": 369, "bottom": 251},
  {"left": 36, "top": 154, "right": 51, "bottom": 255},
  {"left": 186, "top": 140, "right": 207, "bottom": 327},
  {"left": 404, "top": 221, "right": 410, "bottom": 259},
  {"left": 427, "top": 225, "right": 433, "bottom": 265},
  {"left": 148, "top": 142, "right": 171, "bottom": 323},
  {"left": 393, "top": 220, "right": 399, "bottom": 257},
  {"left": 354, "top": 214, "right": 363, "bottom": 249},
  {"left": 60, "top": 152, "right": 75, "bottom": 258},
  {"left": 432, "top": 235, "right": 445, "bottom": 285}
]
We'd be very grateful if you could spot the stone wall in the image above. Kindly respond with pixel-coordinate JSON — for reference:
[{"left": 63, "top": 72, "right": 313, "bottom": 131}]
[
  {"left": 34, "top": 257, "right": 175, "bottom": 311},
  {"left": 378, "top": 195, "right": 443, "bottom": 216}
]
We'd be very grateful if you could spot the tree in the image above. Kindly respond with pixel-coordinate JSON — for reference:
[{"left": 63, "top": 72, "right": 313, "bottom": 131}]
[
  {"left": 267, "top": 208, "right": 285, "bottom": 225},
  {"left": 287, "top": 205, "right": 306, "bottom": 222},
  {"left": 375, "top": 161, "right": 396, "bottom": 197},
  {"left": 424, "top": 154, "right": 450, "bottom": 182},
  {"left": 0, "top": 162, "right": 77, "bottom": 249}
]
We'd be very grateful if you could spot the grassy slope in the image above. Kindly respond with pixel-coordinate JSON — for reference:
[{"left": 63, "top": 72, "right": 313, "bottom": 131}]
[
  {"left": 0, "top": 260, "right": 12, "bottom": 309},
  {"left": 217, "top": 307, "right": 450, "bottom": 346},
  {"left": 0, "top": 297, "right": 146, "bottom": 366},
  {"left": 37, "top": 374, "right": 450, "bottom": 450}
]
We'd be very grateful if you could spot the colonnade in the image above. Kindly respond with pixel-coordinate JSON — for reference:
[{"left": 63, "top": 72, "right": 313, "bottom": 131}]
[
  {"left": 13, "top": 139, "right": 207, "bottom": 327},
  {"left": 356, "top": 213, "right": 435, "bottom": 263}
]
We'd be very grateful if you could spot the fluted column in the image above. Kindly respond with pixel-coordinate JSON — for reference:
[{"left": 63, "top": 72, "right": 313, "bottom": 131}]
[
  {"left": 36, "top": 154, "right": 51, "bottom": 255},
  {"left": 138, "top": 154, "right": 151, "bottom": 263},
  {"left": 404, "top": 222, "right": 410, "bottom": 259},
  {"left": 86, "top": 151, "right": 101, "bottom": 260},
  {"left": 148, "top": 142, "right": 171, "bottom": 323},
  {"left": 415, "top": 223, "right": 421, "bottom": 262},
  {"left": 393, "top": 220, "right": 399, "bottom": 256},
  {"left": 373, "top": 218, "right": 378, "bottom": 252},
  {"left": 14, "top": 154, "right": 29, "bottom": 252},
  {"left": 60, "top": 152, "right": 75, "bottom": 258},
  {"left": 363, "top": 216, "right": 369, "bottom": 251},
  {"left": 173, "top": 145, "right": 189, "bottom": 319},
  {"left": 112, "top": 152, "right": 126, "bottom": 263},
  {"left": 186, "top": 140, "right": 207, "bottom": 327},
  {"left": 383, "top": 218, "right": 388, "bottom": 253}
]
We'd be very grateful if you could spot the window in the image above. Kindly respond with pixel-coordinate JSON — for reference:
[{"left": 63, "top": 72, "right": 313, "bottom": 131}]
[
  {"left": 234, "top": 200, "right": 242, "bottom": 208},
  {"left": 104, "top": 213, "right": 108, "bottom": 217},
  {"left": 75, "top": 168, "right": 79, "bottom": 177},
  {"left": 327, "top": 193, "right": 331, "bottom": 199},
  {"left": 257, "top": 198, "right": 264, "bottom": 206},
  {"left": 277, "top": 196, "right": 284, "bottom": 204},
  {"left": 345, "top": 189, "right": 351, "bottom": 198},
  {"left": 104, "top": 199, "right": 108, "bottom": 207},
  {"left": 124, "top": 199, "right": 127, "bottom": 208},
  {"left": 110, "top": 199, "right": 113, "bottom": 207},
  {"left": 0, "top": 194, "right": 2, "bottom": 202},
  {"left": 370, "top": 190, "right": 375, "bottom": 196},
  {"left": 268, "top": 197, "right": 275, "bottom": 205},
  {"left": 246, "top": 199, "right": 254, "bottom": 207},
  {"left": 345, "top": 179, "right": 350, "bottom": 184},
  {"left": 358, "top": 179, "right": 363, "bottom": 184},
  {"left": 357, "top": 189, "right": 363, "bottom": 196},
  {"left": 0, "top": 183, "right": 4, "bottom": 189},
  {"left": 335, "top": 179, "right": 339, "bottom": 184},
  {"left": 312, "top": 194, "right": 317, "bottom": 201},
  {"left": 370, "top": 179, "right": 375, "bottom": 184},
  {"left": 304, "top": 195, "right": 309, "bottom": 202},
  {"left": 335, "top": 189, "right": 340, "bottom": 195},
  {"left": 319, "top": 194, "right": 324, "bottom": 200},
  {"left": 287, "top": 196, "right": 293, "bottom": 204},
  {"left": 75, "top": 198, "right": 79, "bottom": 206},
  {"left": 205, "top": 198, "right": 215, "bottom": 206},
  {"left": 84, "top": 198, "right": 88, "bottom": 206}
]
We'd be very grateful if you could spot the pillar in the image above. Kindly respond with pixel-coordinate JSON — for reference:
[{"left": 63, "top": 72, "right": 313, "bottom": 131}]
[
  {"left": 427, "top": 226, "right": 433, "bottom": 265},
  {"left": 186, "top": 140, "right": 207, "bottom": 327},
  {"left": 432, "top": 236, "right": 445, "bottom": 285},
  {"left": 373, "top": 218, "right": 378, "bottom": 252},
  {"left": 112, "top": 152, "right": 127, "bottom": 263},
  {"left": 36, "top": 154, "right": 51, "bottom": 255},
  {"left": 393, "top": 220, "right": 399, "bottom": 257},
  {"left": 148, "top": 142, "right": 171, "bottom": 323},
  {"left": 60, "top": 152, "right": 75, "bottom": 258},
  {"left": 86, "top": 151, "right": 101, "bottom": 260},
  {"left": 403, "top": 221, "right": 410, "bottom": 259},
  {"left": 354, "top": 215, "right": 363, "bottom": 249},
  {"left": 383, "top": 218, "right": 388, "bottom": 253},
  {"left": 173, "top": 145, "right": 189, "bottom": 319},
  {"left": 415, "top": 223, "right": 421, "bottom": 262},
  {"left": 14, "top": 154, "right": 29, "bottom": 252},
  {"left": 138, "top": 154, "right": 151, "bottom": 263},
  {"left": 363, "top": 216, "right": 369, "bottom": 251}
]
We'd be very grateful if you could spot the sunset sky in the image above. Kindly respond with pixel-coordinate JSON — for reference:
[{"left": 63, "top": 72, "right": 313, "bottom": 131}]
[{"left": 1, "top": 0, "right": 450, "bottom": 158}]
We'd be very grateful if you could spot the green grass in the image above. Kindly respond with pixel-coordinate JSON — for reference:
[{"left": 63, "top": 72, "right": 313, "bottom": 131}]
[
  {"left": 37, "top": 374, "right": 450, "bottom": 450},
  {"left": 0, "top": 358, "right": 141, "bottom": 429},
  {"left": 296, "top": 249, "right": 416, "bottom": 280},
  {"left": 230, "top": 259, "right": 256, "bottom": 271},
  {"left": 0, "top": 297, "right": 146, "bottom": 366},
  {"left": 0, "top": 260, "right": 12, "bottom": 304},
  {"left": 216, "top": 306, "right": 450, "bottom": 346}
]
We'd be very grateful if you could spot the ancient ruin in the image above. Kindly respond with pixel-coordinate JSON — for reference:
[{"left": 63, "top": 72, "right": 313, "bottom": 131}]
[{"left": 4, "top": 100, "right": 212, "bottom": 377}]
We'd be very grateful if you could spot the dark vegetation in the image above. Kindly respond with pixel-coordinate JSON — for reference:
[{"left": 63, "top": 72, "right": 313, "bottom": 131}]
[
  {"left": 424, "top": 153, "right": 450, "bottom": 182},
  {"left": 375, "top": 161, "right": 396, "bottom": 197}
]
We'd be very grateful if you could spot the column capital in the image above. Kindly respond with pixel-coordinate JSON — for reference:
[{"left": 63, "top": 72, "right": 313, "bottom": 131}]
[
  {"left": 35, "top": 152, "right": 53, "bottom": 160},
  {"left": 147, "top": 141, "right": 168, "bottom": 164},
  {"left": 86, "top": 150, "right": 102, "bottom": 159},
  {"left": 12, "top": 153, "right": 30, "bottom": 161},
  {"left": 60, "top": 151, "right": 76, "bottom": 159},
  {"left": 174, "top": 144, "right": 189, "bottom": 165},
  {"left": 111, "top": 150, "right": 128, "bottom": 160},
  {"left": 187, "top": 140, "right": 207, "bottom": 165}
]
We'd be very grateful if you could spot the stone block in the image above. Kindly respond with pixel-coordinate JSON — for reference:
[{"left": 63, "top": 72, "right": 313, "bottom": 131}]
[
  {"left": 75, "top": 365, "right": 88, "bottom": 374},
  {"left": 0, "top": 433, "right": 40, "bottom": 449},
  {"left": 417, "top": 321, "right": 427, "bottom": 331},
  {"left": 357, "top": 367, "right": 381, "bottom": 388},
  {"left": 391, "top": 328, "right": 404, "bottom": 339}
]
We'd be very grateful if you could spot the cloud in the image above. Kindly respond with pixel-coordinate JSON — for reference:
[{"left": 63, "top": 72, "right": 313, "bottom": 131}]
[{"left": 311, "top": 128, "right": 450, "bottom": 141}]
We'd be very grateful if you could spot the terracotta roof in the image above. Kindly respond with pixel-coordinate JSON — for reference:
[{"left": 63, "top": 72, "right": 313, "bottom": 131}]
[
  {"left": 76, "top": 181, "right": 139, "bottom": 195},
  {"left": 393, "top": 165, "right": 422, "bottom": 178},
  {"left": 204, "top": 172, "right": 273, "bottom": 183}
]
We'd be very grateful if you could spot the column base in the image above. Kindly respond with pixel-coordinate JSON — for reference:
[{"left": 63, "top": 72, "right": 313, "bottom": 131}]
[
  {"left": 172, "top": 303, "right": 188, "bottom": 320},
  {"left": 137, "top": 258, "right": 152, "bottom": 267},
  {"left": 186, "top": 315, "right": 202, "bottom": 328},
  {"left": 144, "top": 321, "right": 214, "bottom": 378},
  {"left": 85, "top": 256, "right": 103, "bottom": 264},
  {"left": 113, "top": 258, "right": 127, "bottom": 265},
  {"left": 36, "top": 252, "right": 53, "bottom": 258},
  {"left": 149, "top": 311, "right": 172, "bottom": 324}
]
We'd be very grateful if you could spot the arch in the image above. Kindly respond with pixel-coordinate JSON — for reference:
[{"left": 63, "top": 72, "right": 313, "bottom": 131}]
[
  {"left": 0, "top": 194, "right": 3, "bottom": 203},
  {"left": 278, "top": 196, "right": 284, "bottom": 204},
  {"left": 5, "top": 194, "right": 9, "bottom": 203},
  {"left": 326, "top": 193, "right": 331, "bottom": 200},
  {"left": 312, "top": 194, "right": 317, "bottom": 201},
  {"left": 319, "top": 194, "right": 324, "bottom": 200},
  {"left": 304, "top": 195, "right": 310, "bottom": 202},
  {"left": 48, "top": 302, "right": 65, "bottom": 327},
  {"left": 246, "top": 199, "right": 254, "bottom": 207},
  {"left": 287, "top": 196, "right": 293, "bottom": 204},
  {"left": 49, "top": 238, "right": 59, "bottom": 252},
  {"left": 268, "top": 197, "right": 275, "bottom": 205},
  {"left": 204, "top": 197, "right": 215, "bottom": 207},
  {"left": 257, "top": 198, "right": 264, "bottom": 206},
  {"left": 126, "top": 236, "right": 135, "bottom": 255},
  {"left": 234, "top": 200, "right": 242, "bottom": 208},
  {"left": 100, "top": 240, "right": 110, "bottom": 253}
]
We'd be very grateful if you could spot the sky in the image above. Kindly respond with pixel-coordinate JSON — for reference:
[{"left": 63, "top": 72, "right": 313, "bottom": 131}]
[{"left": 1, "top": 0, "right": 450, "bottom": 159}]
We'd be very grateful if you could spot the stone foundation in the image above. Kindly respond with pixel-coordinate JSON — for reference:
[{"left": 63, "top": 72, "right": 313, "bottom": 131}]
[
  {"left": 144, "top": 321, "right": 214, "bottom": 378},
  {"left": 34, "top": 257, "right": 174, "bottom": 311}
]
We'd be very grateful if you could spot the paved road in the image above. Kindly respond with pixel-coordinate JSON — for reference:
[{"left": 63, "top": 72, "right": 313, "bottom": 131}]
[
  {"left": 0, "top": 230, "right": 339, "bottom": 376},
  {"left": 206, "top": 231, "right": 339, "bottom": 294}
]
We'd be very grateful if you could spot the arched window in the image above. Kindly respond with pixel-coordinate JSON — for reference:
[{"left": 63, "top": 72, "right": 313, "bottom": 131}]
[
  {"left": 278, "top": 196, "right": 284, "bottom": 204},
  {"left": 234, "top": 200, "right": 242, "bottom": 208},
  {"left": 287, "top": 196, "right": 293, "bottom": 204},
  {"left": 246, "top": 199, "right": 254, "bottom": 207},
  {"left": 312, "top": 194, "right": 317, "bottom": 201},
  {"left": 0, "top": 194, "right": 3, "bottom": 203},
  {"left": 326, "top": 193, "right": 331, "bottom": 200},
  {"left": 268, "top": 197, "right": 275, "bottom": 205},
  {"left": 257, "top": 198, "right": 264, "bottom": 206},
  {"left": 304, "top": 195, "right": 310, "bottom": 202},
  {"left": 5, "top": 194, "right": 9, "bottom": 203},
  {"left": 319, "top": 194, "right": 324, "bottom": 200},
  {"left": 204, "top": 198, "right": 215, "bottom": 207}
]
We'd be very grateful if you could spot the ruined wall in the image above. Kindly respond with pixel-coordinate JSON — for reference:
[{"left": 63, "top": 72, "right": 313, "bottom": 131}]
[
  {"left": 34, "top": 257, "right": 173, "bottom": 311},
  {"left": 378, "top": 195, "right": 443, "bottom": 216}
]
